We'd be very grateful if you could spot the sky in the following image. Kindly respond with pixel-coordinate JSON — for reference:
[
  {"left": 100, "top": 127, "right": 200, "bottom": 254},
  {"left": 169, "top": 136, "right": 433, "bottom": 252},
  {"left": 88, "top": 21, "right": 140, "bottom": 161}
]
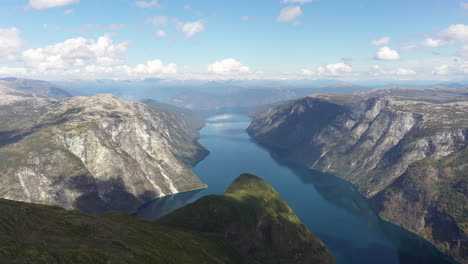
[{"left": 0, "top": 0, "right": 467, "bottom": 81}]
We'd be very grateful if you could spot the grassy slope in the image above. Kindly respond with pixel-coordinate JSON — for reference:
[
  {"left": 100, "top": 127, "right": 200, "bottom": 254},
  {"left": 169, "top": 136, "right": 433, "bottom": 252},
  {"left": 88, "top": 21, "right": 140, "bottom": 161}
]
[
  {"left": 158, "top": 173, "right": 335, "bottom": 264},
  {"left": 0, "top": 174, "right": 334, "bottom": 264}
]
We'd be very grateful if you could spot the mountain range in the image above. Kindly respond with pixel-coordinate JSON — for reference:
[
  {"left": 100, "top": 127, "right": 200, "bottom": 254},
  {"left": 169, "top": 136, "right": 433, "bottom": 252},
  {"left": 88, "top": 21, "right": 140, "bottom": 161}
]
[{"left": 247, "top": 87, "right": 468, "bottom": 263}]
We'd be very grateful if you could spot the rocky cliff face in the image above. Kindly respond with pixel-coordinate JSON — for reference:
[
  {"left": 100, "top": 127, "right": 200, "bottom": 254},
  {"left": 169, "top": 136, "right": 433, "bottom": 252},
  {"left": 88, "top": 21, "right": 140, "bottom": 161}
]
[
  {"left": 247, "top": 87, "right": 468, "bottom": 263},
  {"left": 0, "top": 86, "right": 208, "bottom": 214}
]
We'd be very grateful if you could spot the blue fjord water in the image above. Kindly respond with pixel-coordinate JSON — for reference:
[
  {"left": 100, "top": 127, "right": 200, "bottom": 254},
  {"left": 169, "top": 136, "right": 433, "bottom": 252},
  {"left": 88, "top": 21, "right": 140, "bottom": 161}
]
[{"left": 136, "top": 113, "right": 457, "bottom": 264}]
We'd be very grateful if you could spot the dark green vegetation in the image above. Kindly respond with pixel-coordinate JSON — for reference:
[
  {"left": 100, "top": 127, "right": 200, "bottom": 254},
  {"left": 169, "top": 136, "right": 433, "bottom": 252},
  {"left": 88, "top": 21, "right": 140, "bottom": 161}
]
[
  {"left": 247, "top": 87, "right": 468, "bottom": 263},
  {"left": 371, "top": 149, "right": 468, "bottom": 262},
  {"left": 0, "top": 174, "right": 334, "bottom": 264}
]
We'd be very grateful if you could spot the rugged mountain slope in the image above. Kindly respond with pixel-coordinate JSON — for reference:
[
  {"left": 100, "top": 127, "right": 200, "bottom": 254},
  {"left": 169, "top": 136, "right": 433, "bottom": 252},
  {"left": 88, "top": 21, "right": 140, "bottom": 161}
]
[
  {"left": 0, "top": 77, "right": 72, "bottom": 100},
  {"left": 248, "top": 88, "right": 468, "bottom": 197},
  {"left": 0, "top": 174, "right": 334, "bottom": 264},
  {"left": 158, "top": 173, "right": 335, "bottom": 264},
  {"left": 371, "top": 150, "right": 468, "bottom": 262},
  {"left": 0, "top": 87, "right": 208, "bottom": 214},
  {"left": 247, "top": 87, "right": 468, "bottom": 263}
]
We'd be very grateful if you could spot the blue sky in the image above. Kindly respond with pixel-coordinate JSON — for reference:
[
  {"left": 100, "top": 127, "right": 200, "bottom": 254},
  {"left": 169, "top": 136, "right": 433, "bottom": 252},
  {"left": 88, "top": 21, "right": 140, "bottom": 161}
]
[{"left": 0, "top": 0, "right": 467, "bottom": 80}]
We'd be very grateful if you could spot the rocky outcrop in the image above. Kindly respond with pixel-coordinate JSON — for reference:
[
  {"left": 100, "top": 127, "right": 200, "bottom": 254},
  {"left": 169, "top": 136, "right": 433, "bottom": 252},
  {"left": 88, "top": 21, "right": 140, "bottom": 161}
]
[
  {"left": 0, "top": 87, "right": 208, "bottom": 214},
  {"left": 247, "top": 87, "right": 468, "bottom": 263},
  {"left": 158, "top": 173, "right": 335, "bottom": 264}
]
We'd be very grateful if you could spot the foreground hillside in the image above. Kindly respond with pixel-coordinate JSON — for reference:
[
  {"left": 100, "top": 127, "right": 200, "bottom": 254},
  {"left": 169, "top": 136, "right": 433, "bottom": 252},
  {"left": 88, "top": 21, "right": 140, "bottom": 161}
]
[
  {"left": 0, "top": 85, "right": 208, "bottom": 214},
  {"left": 247, "top": 87, "right": 468, "bottom": 263},
  {"left": 0, "top": 174, "right": 334, "bottom": 264}
]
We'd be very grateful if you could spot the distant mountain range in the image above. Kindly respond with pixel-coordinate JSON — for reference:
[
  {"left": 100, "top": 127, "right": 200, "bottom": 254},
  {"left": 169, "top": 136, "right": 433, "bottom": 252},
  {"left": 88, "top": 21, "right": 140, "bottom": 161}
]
[{"left": 0, "top": 77, "right": 72, "bottom": 100}]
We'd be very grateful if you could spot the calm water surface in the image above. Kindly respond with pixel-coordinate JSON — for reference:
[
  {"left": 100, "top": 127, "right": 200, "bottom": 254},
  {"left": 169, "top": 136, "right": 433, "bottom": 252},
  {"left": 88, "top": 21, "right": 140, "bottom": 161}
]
[{"left": 136, "top": 113, "right": 457, "bottom": 264}]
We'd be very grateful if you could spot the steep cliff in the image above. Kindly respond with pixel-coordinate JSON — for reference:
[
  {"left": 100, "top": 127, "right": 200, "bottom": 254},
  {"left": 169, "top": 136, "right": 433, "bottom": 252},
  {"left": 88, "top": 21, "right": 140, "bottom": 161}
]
[
  {"left": 0, "top": 174, "right": 334, "bottom": 264},
  {"left": 247, "top": 87, "right": 468, "bottom": 263},
  {"left": 0, "top": 86, "right": 208, "bottom": 214}
]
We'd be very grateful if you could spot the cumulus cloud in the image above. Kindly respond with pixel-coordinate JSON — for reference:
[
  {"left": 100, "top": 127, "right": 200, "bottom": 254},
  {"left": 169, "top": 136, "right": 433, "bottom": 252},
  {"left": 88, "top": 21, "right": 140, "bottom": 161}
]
[
  {"left": 0, "top": 67, "right": 27, "bottom": 76},
  {"left": 64, "top": 9, "right": 73, "bottom": 15},
  {"left": 432, "top": 65, "right": 455, "bottom": 75},
  {"left": 389, "top": 68, "right": 416, "bottom": 76},
  {"left": 302, "top": 62, "right": 353, "bottom": 76},
  {"left": 374, "top": 46, "right": 400, "bottom": 60},
  {"left": 422, "top": 38, "right": 447, "bottom": 47},
  {"left": 135, "top": 0, "right": 161, "bottom": 8},
  {"left": 371, "top": 37, "right": 391, "bottom": 46},
  {"left": 133, "top": 59, "right": 177, "bottom": 75},
  {"left": 155, "top": 30, "right": 167, "bottom": 38},
  {"left": 422, "top": 24, "right": 468, "bottom": 47},
  {"left": 28, "top": 0, "right": 79, "bottom": 10},
  {"left": 207, "top": 58, "right": 250, "bottom": 75},
  {"left": 22, "top": 35, "right": 129, "bottom": 71},
  {"left": 147, "top": 16, "right": 168, "bottom": 27},
  {"left": 282, "top": 0, "right": 314, "bottom": 3},
  {"left": 178, "top": 20, "right": 205, "bottom": 38},
  {"left": 0, "top": 27, "right": 23, "bottom": 61},
  {"left": 277, "top": 6, "right": 303, "bottom": 22}
]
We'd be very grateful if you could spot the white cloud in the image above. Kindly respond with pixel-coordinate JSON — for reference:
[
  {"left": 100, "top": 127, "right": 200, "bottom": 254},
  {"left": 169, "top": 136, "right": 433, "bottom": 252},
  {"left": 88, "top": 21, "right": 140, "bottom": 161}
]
[
  {"left": 22, "top": 35, "right": 129, "bottom": 71},
  {"left": 0, "top": 27, "right": 23, "bottom": 61},
  {"left": 0, "top": 67, "right": 27, "bottom": 76},
  {"left": 155, "top": 30, "right": 167, "bottom": 38},
  {"left": 371, "top": 37, "right": 391, "bottom": 46},
  {"left": 459, "top": 45, "right": 468, "bottom": 57},
  {"left": 282, "top": 0, "right": 314, "bottom": 3},
  {"left": 422, "top": 38, "right": 447, "bottom": 47},
  {"left": 302, "top": 62, "right": 353, "bottom": 76},
  {"left": 371, "top": 65, "right": 380, "bottom": 70},
  {"left": 277, "top": 6, "right": 303, "bottom": 22},
  {"left": 135, "top": 0, "right": 161, "bottom": 8},
  {"left": 28, "top": 0, "right": 79, "bottom": 10},
  {"left": 374, "top": 46, "right": 400, "bottom": 60},
  {"left": 207, "top": 58, "right": 250, "bottom": 75},
  {"left": 147, "top": 16, "right": 168, "bottom": 27},
  {"left": 389, "top": 68, "right": 416, "bottom": 76},
  {"left": 241, "top": 16, "right": 252, "bottom": 21},
  {"left": 432, "top": 65, "right": 455, "bottom": 75},
  {"left": 133, "top": 60, "right": 177, "bottom": 75},
  {"left": 64, "top": 9, "right": 73, "bottom": 15},
  {"left": 422, "top": 24, "right": 468, "bottom": 47},
  {"left": 178, "top": 20, "right": 205, "bottom": 38}
]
